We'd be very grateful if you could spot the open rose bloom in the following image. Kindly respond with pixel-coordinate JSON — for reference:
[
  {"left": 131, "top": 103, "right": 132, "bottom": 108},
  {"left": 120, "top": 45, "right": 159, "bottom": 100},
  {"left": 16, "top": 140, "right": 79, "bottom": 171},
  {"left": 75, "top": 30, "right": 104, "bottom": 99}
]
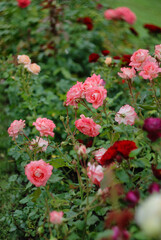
[
  {"left": 17, "top": 55, "right": 31, "bottom": 65},
  {"left": 75, "top": 114, "right": 101, "bottom": 137},
  {"left": 93, "top": 148, "right": 107, "bottom": 164},
  {"left": 115, "top": 105, "right": 137, "bottom": 125},
  {"left": 17, "top": 0, "right": 31, "bottom": 8},
  {"left": 33, "top": 117, "right": 56, "bottom": 137},
  {"left": 50, "top": 211, "right": 64, "bottom": 224},
  {"left": 87, "top": 162, "right": 104, "bottom": 186},
  {"left": 8, "top": 119, "right": 25, "bottom": 140},
  {"left": 66, "top": 81, "right": 84, "bottom": 107},
  {"left": 26, "top": 63, "right": 41, "bottom": 75},
  {"left": 25, "top": 159, "right": 53, "bottom": 187}
]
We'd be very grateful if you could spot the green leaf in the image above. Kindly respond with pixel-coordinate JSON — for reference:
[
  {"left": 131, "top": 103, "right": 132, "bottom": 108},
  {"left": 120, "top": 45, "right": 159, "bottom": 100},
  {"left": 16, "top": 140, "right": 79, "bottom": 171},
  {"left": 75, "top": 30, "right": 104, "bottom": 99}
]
[
  {"left": 87, "top": 215, "right": 99, "bottom": 226},
  {"left": 129, "top": 148, "right": 142, "bottom": 157},
  {"left": 115, "top": 169, "right": 130, "bottom": 183},
  {"left": 30, "top": 188, "right": 41, "bottom": 202},
  {"left": 50, "top": 158, "right": 67, "bottom": 168}
]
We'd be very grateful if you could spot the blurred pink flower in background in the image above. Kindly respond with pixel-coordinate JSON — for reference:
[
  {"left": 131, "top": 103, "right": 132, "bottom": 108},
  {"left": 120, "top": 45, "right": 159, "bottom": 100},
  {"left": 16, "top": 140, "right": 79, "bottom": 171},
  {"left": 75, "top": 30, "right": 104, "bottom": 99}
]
[
  {"left": 17, "top": 55, "right": 31, "bottom": 65},
  {"left": 50, "top": 211, "right": 64, "bottom": 224},
  {"left": 139, "top": 61, "right": 161, "bottom": 80},
  {"left": 118, "top": 67, "right": 136, "bottom": 80},
  {"left": 155, "top": 44, "right": 161, "bottom": 61},
  {"left": 26, "top": 63, "right": 41, "bottom": 75}
]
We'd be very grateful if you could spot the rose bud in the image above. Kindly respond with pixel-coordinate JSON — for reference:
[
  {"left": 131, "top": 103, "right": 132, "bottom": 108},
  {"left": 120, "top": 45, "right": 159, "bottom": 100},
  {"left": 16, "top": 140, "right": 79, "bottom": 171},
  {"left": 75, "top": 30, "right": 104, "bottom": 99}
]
[{"left": 125, "top": 190, "right": 140, "bottom": 206}]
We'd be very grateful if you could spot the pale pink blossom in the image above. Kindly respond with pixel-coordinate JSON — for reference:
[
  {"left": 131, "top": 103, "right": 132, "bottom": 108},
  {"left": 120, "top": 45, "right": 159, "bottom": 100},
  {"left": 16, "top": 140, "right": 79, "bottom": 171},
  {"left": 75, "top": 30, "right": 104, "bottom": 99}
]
[
  {"left": 85, "top": 86, "right": 107, "bottom": 109},
  {"left": 104, "top": 9, "right": 119, "bottom": 20},
  {"left": 139, "top": 61, "right": 161, "bottom": 81},
  {"left": 8, "top": 119, "right": 25, "bottom": 140},
  {"left": 115, "top": 7, "right": 136, "bottom": 25},
  {"left": 33, "top": 118, "right": 56, "bottom": 137},
  {"left": 17, "top": 55, "right": 31, "bottom": 65},
  {"left": 87, "top": 162, "right": 104, "bottom": 186},
  {"left": 75, "top": 114, "right": 101, "bottom": 137},
  {"left": 29, "top": 136, "right": 48, "bottom": 152},
  {"left": 66, "top": 81, "right": 84, "bottom": 107},
  {"left": 118, "top": 67, "right": 136, "bottom": 80},
  {"left": 26, "top": 63, "right": 41, "bottom": 75},
  {"left": 77, "top": 144, "right": 87, "bottom": 156},
  {"left": 83, "top": 74, "right": 104, "bottom": 93},
  {"left": 25, "top": 159, "right": 53, "bottom": 187},
  {"left": 129, "top": 49, "right": 149, "bottom": 70},
  {"left": 155, "top": 44, "right": 161, "bottom": 61},
  {"left": 105, "top": 57, "right": 112, "bottom": 65},
  {"left": 115, "top": 104, "right": 137, "bottom": 126},
  {"left": 93, "top": 148, "right": 106, "bottom": 164},
  {"left": 50, "top": 211, "right": 64, "bottom": 224}
]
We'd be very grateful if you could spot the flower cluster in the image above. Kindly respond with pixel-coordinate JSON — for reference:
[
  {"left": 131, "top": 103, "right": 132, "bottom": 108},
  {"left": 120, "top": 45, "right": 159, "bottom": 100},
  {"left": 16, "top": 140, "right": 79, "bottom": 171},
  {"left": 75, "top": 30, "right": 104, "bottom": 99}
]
[
  {"left": 66, "top": 74, "right": 107, "bottom": 109},
  {"left": 77, "top": 17, "right": 93, "bottom": 30},
  {"left": 100, "top": 140, "right": 137, "bottom": 166},
  {"left": 17, "top": 54, "right": 41, "bottom": 75},
  {"left": 104, "top": 7, "right": 136, "bottom": 25}
]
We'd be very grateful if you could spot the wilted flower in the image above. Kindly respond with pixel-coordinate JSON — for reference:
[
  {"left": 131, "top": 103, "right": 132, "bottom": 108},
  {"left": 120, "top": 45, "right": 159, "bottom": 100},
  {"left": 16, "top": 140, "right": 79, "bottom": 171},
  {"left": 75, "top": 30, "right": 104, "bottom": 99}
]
[{"left": 29, "top": 136, "right": 48, "bottom": 152}]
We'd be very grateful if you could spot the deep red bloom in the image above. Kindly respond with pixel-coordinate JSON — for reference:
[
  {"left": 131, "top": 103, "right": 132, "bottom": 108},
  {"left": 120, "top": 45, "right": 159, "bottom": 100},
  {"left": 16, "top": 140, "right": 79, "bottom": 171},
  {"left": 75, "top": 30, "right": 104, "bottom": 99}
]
[
  {"left": 100, "top": 140, "right": 137, "bottom": 166},
  {"left": 129, "top": 27, "right": 138, "bottom": 36},
  {"left": 105, "top": 209, "right": 133, "bottom": 230},
  {"left": 152, "top": 164, "right": 161, "bottom": 180},
  {"left": 144, "top": 24, "right": 161, "bottom": 34},
  {"left": 100, "top": 145, "right": 117, "bottom": 166},
  {"left": 113, "top": 56, "right": 121, "bottom": 60},
  {"left": 121, "top": 54, "right": 132, "bottom": 65},
  {"left": 89, "top": 53, "right": 100, "bottom": 63},
  {"left": 102, "top": 50, "right": 110, "bottom": 56},
  {"left": 143, "top": 118, "right": 161, "bottom": 142},
  {"left": 112, "top": 226, "right": 130, "bottom": 240},
  {"left": 114, "top": 140, "right": 137, "bottom": 159},
  {"left": 96, "top": 4, "right": 103, "bottom": 10},
  {"left": 77, "top": 17, "right": 93, "bottom": 30},
  {"left": 17, "top": 0, "right": 30, "bottom": 8},
  {"left": 148, "top": 182, "right": 160, "bottom": 193}
]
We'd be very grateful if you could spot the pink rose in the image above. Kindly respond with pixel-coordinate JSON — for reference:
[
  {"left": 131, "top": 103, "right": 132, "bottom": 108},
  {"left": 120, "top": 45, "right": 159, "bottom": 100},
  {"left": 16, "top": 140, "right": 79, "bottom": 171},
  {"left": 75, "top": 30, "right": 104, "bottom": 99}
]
[
  {"left": 104, "top": 9, "right": 119, "bottom": 20},
  {"left": 75, "top": 114, "right": 101, "bottom": 137},
  {"left": 118, "top": 67, "right": 136, "bottom": 80},
  {"left": 17, "top": 55, "right": 31, "bottom": 65},
  {"left": 139, "top": 61, "right": 161, "bottom": 81},
  {"left": 66, "top": 81, "right": 83, "bottom": 107},
  {"left": 83, "top": 74, "right": 104, "bottom": 93},
  {"left": 8, "top": 119, "right": 25, "bottom": 140},
  {"left": 85, "top": 86, "right": 107, "bottom": 109},
  {"left": 29, "top": 136, "right": 48, "bottom": 152},
  {"left": 93, "top": 148, "right": 107, "bottom": 164},
  {"left": 115, "top": 7, "right": 136, "bottom": 25},
  {"left": 17, "top": 0, "right": 30, "bottom": 8},
  {"left": 87, "top": 162, "right": 104, "bottom": 186},
  {"left": 33, "top": 118, "right": 56, "bottom": 137},
  {"left": 25, "top": 63, "right": 41, "bottom": 75},
  {"left": 50, "top": 211, "right": 64, "bottom": 224},
  {"left": 155, "top": 44, "right": 161, "bottom": 61},
  {"left": 25, "top": 159, "right": 53, "bottom": 187},
  {"left": 129, "top": 49, "right": 149, "bottom": 70},
  {"left": 115, "top": 104, "right": 137, "bottom": 126}
]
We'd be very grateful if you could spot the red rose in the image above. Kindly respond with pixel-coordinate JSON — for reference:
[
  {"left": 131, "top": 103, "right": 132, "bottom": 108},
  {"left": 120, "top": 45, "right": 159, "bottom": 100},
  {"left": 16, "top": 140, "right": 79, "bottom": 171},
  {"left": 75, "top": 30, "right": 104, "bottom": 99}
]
[
  {"left": 114, "top": 140, "right": 137, "bottom": 159},
  {"left": 89, "top": 53, "right": 100, "bottom": 63},
  {"left": 100, "top": 145, "right": 117, "bottom": 166},
  {"left": 102, "top": 50, "right": 110, "bottom": 56},
  {"left": 152, "top": 164, "right": 161, "bottom": 180},
  {"left": 17, "top": 0, "right": 30, "bottom": 8},
  {"left": 144, "top": 24, "right": 161, "bottom": 34}
]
